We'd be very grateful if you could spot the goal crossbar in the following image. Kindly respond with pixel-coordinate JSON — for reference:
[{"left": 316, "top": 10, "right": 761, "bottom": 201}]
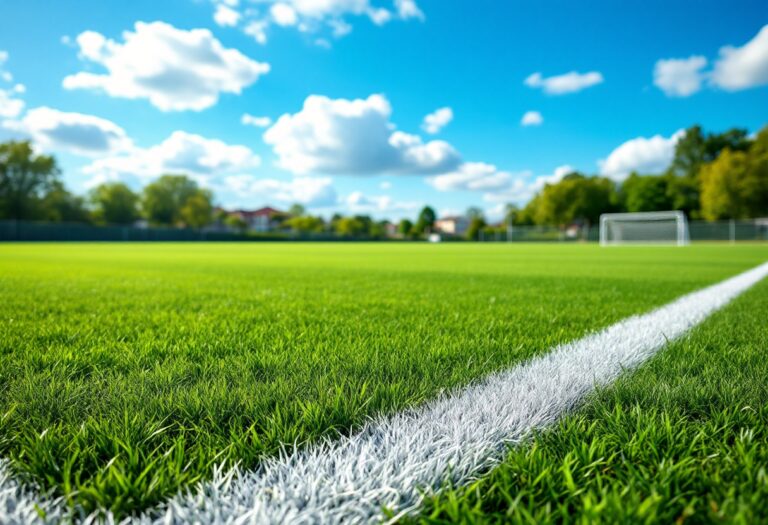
[{"left": 599, "top": 211, "right": 690, "bottom": 246}]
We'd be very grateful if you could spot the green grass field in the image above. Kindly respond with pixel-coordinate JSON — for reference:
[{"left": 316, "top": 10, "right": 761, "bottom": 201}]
[{"left": 1, "top": 242, "right": 767, "bottom": 519}]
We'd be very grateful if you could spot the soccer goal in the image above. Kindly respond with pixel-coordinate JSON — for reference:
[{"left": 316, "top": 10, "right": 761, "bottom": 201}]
[{"left": 599, "top": 211, "right": 690, "bottom": 246}]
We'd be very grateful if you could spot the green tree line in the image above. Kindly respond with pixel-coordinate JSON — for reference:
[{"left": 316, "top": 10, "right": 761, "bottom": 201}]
[{"left": 507, "top": 124, "right": 768, "bottom": 228}]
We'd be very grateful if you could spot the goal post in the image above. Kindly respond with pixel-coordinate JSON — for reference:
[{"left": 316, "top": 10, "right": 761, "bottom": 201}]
[{"left": 599, "top": 211, "right": 690, "bottom": 246}]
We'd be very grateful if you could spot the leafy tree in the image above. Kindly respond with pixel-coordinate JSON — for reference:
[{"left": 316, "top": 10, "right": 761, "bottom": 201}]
[
  {"left": 700, "top": 129, "right": 768, "bottom": 220},
  {"left": 284, "top": 215, "right": 325, "bottom": 233},
  {"left": 466, "top": 206, "right": 484, "bottom": 220},
  {"left": 288, "top": 203, "right": 306, "bottom": 217},
  {"left": 0, "top": 140, "right": 59, "bottom": 219},
  {"left": 334, "top": 216, "right": 367, "bottom": 236},
  {"left": 90, "top": 182, "right": 139, "bottom": 224},
  {"left": 666, "top": 126, "right": 751, "bottom": 216},
  {"left": 620, "top": 173, "right": 673, "bottom": 212},
  {"left": 414, "top": 205, "right": 436, "bottom": 234},
  {"left": 40, "top": 181, "right": 90, "bottom": 223},
  {"left": 466, "top": 216, "right": 486, "bottom": 240},
  {"left": 398, "top": 218, "right": 414, "bottom": 237},
  {"left": 141, "top": 174, "right": 206, "bottom": 226},
  {"left": 503, "top": 204, "right": 519, "bottom": 226},
  {"left": 533, "top": 172, "right": 615, "bottom": 226},
  {"left": 179, "top": 190, "right": 214, "bottom": 228}
]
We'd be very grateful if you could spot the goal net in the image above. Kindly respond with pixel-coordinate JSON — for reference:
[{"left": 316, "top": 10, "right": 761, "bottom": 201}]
[{"left": 599, "top": 211, "right": 690, "bottom": 246}]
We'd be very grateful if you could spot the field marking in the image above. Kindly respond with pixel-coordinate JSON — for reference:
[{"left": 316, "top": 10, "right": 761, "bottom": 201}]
[{"left": 1, "top": 261, "right": 767, "bottom": 525}]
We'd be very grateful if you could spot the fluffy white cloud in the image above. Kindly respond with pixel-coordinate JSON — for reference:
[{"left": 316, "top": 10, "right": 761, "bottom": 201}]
[
  {"left": 599, "top": 130, "right": 684, "bottom": 180},
  {"left": 711, "top": 24, "right": 768, "bottom": 91},
  {"left": 214, "top": 4, "right": 241, "bottom": 26},
  {"left": 212, "top": 0, "right": 423, "bottom": 45},
  {"left": 395, "top": 0, "right": 424, "bottom": 20},
  {"left": 63, "top": 21, "right": 270, "bottom": 111},
  {"left": 271, "top": 3, "right": 299, "bottom": 26},
  {"left": 0, "top": 84, "right": 24, "bottom": 119},
  {"left": 653, "top": 56, "right": 707, "bottom": 97},
  {"left": 520, "top": 110, "right": 543, "bottom": 126},
  {"left": 4, "top": 107, "right": 132, "bottom": 156},
  {"left": 427, "top": 162, "right": 577, "bottom": 207},
  {"left": 345, "top": 190, "right": 420, "bottom": 213},
  {"left": 525, "top": 71, "right": 604, "bottom": 94},
  {"left": 0, "top": 52, "right": 24, "bottom": 118},
  {"left": 427, "top": 162, "right": 516, "bottom": 192},
  {"left": 224, "top": 175, "right": 337, "bottom": 206},
  {"left": 422, "top": 107, "right": 453, "bottom": 134},
  {"left": 263, "top": 94, "right": 461, "bottom": 175},
  {"left": 241, "top": 113, "right": 272, "bottom": 127},
  {"left": 0, "top": 51, "right": 12, "bottom": 82},
  {"left": 83, "top": 131, "right": 261, "bottom": 182}
]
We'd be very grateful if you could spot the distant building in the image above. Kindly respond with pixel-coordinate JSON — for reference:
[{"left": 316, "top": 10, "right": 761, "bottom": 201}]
[
  {"left": 434, "top": 216, "right": 469, "bottom": 236},
  {"left": 223, "top": 206, "right": 286, "bottom": 232}
]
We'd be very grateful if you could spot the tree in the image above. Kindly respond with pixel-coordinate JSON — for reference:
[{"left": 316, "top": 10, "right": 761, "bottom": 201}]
[
  {"left": 466, "top": 206, "right": 484, "bottom": 220},
  {"left": 666, "top": 125, "right": 751, "bottom": 216},
  {"left": 398, "top": 218, "right": 414, "bottom": 237},
  {"left": 0, "top": 140, "right": 59, "bottom": 220},
  {"left": 90, "top": 182, "right": 139, "bottom": 224},
  {"left": 414, "top": 206, "right": 436, "bottom": 234},
  {"left": 40, "top": 181, "right": 90, "bottom": 223},
  {"left": 141, "top": 174, "right": 207, "bottom": 226},
  {"left": 179, "top": 190, "right": 213, "bottom": 228},
  {"left": 288, "top": 203, "right": 306, "bottom": 217},
  {"left": 466, "top": 216, "right": 486, "bottom": 240},
  {"left": 334, "top": 216, "right": 367, "bottom": 236},
  {"left": 503, "top": 204, "right": 519, "bottom": 226},
  {"left": 533, "top": 172, "right": 615, "bottom": 226},
  {"left": 700, "top": 130, "right": 768, "bottom": 220},
  {"left": 284, "top": 215, "right": 325, "bottom": 233},
  {"left": 620, "top": 173, "right": 673, "bottom": 212}
]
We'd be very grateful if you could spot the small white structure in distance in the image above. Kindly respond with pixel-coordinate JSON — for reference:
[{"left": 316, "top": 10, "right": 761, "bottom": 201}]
[
  {"left": 600, "top": 211, "right": 690, "bottom": 246},
  {"left": 428, "top": 233, "right": 442, "bottom": 243}
]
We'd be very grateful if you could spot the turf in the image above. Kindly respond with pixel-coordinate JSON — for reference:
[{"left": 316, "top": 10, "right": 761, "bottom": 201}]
[
  {"left": 0, "top": 242, "right": 766, "bottom": 517},
  {"left": 413, "top": 269, "right": 768, "bottom": 524}
]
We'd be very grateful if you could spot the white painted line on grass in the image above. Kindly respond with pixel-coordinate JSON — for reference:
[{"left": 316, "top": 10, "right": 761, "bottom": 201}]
[{"left": 2, "top": 262, "right": 767, "bottom": 525}]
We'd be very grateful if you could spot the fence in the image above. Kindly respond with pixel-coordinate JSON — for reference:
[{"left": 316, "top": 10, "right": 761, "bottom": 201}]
[
  {"left": 1, "top": 219, "right": 766, "bottom": 243},
  {"left": 0, "top": 220, "right": 387, "bottom": 242},
  {"left": 475, "top": 220, "right": 768, "bottom": 243}
]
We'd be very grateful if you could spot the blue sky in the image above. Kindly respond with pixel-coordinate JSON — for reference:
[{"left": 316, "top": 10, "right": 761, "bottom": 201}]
[{"left": 1, "top": 0, "right": 767, "bottom": 220}]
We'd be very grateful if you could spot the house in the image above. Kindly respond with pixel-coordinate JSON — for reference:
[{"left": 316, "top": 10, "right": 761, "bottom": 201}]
[
  {"left": 226, "top": 206, "right": 286, "bottom": 232},
  {"left": 434, "top": 216, "right": 469, "bottom": 236}
]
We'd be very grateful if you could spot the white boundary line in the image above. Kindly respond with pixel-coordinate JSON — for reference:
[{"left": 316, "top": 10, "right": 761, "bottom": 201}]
[{"left": 2, "top": 261, "right": 767, "bottom": 525}]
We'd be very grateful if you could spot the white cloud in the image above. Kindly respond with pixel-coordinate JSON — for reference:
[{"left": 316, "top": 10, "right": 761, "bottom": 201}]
[
  {"left": 422, "top": 107, "right": 453, "bottom": 134},
  {"left": 83, "top": 130, "right": 261, "bottom": 183},
  {"left": 271, "top": 3, "right": 299, "bottom": 26},
  {"left": 345, "top": 190, "right": 420, "bottom": 213},
  {"left": 214, "top": 4, "right": 241, "bottom": 26},
  {"left": 0, "top": 52, "right": 24, "bottom": 118},
  {"left": 0, "top": 84, "right": 24, "bottom": 119},
  {"left": 599, "top": 130, "right": 685, "bottom": 180},
  {"left": 427, "top": 162, "right": 578, "bottom": 207},
  {"left": 63, "top": 21, "right": 270, "bottom": 111},
  {"left": 427, "top": 162, "right": 515, "bottom": 192},
  {"left": 525, "top": 70, "right": 604, "bottom": 95},
  {"left": 653, "top": 56, "right": 707, "bottom": 97},
  {"left": 224, "top": 175, "right": 337, "bottom": 206},
  {"left": 711, "top": 24, "right": 768, "bottom": 91},
  {"left": 0, "top": 50, "right": 12, "bottom": 82},
  {"left": 4, "top": 107, "right": 132, "bottom": 156},
  {"left": 520, "top": 110, "right": 543, "bottom": 126},
  {"left": 395, "top": 0, "right": 425, "bottom": 20},
  {"left": 211, "top": 0, "right": 423, "bottom": 44},
  {"left": 379, "top": 180, "right": 391, "bottom": 189},
  {"left": 263, "top": 94, "right": 461, "bottom": 175},
  {"left": 244, "top": 20, "right": 269, "bottom": 44},
  {"left": 241, "top": 113, "right": 272, "bottom": 127}
]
